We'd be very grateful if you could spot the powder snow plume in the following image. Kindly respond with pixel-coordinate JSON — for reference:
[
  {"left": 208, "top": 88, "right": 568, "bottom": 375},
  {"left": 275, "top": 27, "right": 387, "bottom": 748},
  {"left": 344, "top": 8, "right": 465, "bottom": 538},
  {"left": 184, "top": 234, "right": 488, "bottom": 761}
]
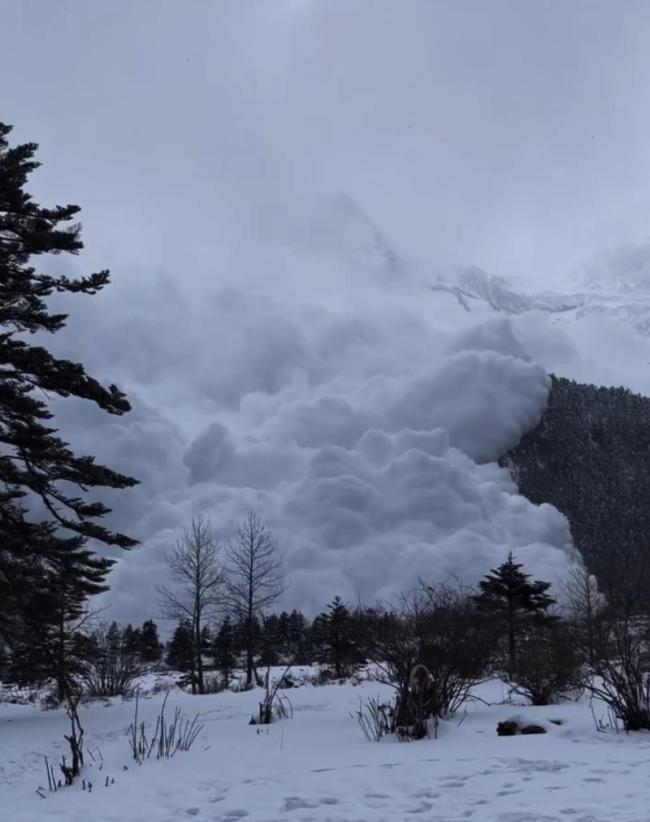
[{"left": 48, "top": 209, "right": 580, "bottom": 623}]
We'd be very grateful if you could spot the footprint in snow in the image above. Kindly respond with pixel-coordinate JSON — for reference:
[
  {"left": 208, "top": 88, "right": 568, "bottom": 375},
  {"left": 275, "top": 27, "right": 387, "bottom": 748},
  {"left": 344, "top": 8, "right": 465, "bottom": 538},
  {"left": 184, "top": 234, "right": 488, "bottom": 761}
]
[
  {"left": 406, "top": 800, "right": 434, "bottom": 814},
  {"left": 282, "top": 797, "right": 318, "bottom": 812},
  {"left": 412, "top": 790, "right": 440, "bottom": 799}
]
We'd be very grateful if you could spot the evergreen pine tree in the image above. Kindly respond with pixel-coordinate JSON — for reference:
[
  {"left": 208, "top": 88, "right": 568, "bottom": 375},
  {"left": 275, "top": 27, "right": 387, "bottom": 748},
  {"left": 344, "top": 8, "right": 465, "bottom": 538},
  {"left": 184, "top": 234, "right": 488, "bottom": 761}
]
[
  {"left": 287, "top": 609, "right": 308, "bottom": 664},
  {"left": 260, "top": 613, "right": 281, "bottom": 666},
  {"left": 0, "top": 122, "right": 138, "bottom": 648},
  {"left": 8, "top": 540, "right": 110, "bottom": 699},
  {"left": 318, "top": 596, "right": 362, "bottom": 679},
  {"left": 473, "top": 553, "right": 556, "bottom": 675},
  {"left": 166, "top": 620, "right": 195, "bottom": 686},
  {"left": 138, "top": 619, "right": 163, "bottom": 664},
  {"left": 212, "top": 617, "right": 237, "bottom": 688},
  {"left": 122, "top": 624, "right": 142, "bottom": 656}
]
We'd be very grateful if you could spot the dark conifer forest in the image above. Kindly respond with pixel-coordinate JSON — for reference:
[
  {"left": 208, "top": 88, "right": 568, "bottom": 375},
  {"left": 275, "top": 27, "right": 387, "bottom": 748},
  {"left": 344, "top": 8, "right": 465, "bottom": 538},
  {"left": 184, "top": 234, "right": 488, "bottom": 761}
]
[{"left": 504, "top": 375, "right": 650, "bottom": 607}]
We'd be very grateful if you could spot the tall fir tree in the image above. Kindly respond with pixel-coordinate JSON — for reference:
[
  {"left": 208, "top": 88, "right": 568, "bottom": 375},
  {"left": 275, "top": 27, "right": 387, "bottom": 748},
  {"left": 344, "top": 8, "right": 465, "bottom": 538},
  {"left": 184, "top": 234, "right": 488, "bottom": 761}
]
[
  {"left": 8, "top": 536, "right": 112, "bottom": 699},
  {"left": 122, "top": 624, "right": 142, "bottom": 656},
  {"left": 166, "top": 620, "right": 195, "bottom": 686},
  {"left": 473, "top": 553, "right": 556, "bottom": 675},
  {"left": 212, "top": 617, "right": 238, "bottom": 688},
  {"left": 138, "top": 619, "right": 163, "bottom": 664},
  {"left": 287, "top": 609, "right": 308, "bottom": 663},
  {"left": 0, "top": 122, "right": 138, "bottom": 652},
  {"left": 316, "top": 596, "right": 362, "bottom": 679}
]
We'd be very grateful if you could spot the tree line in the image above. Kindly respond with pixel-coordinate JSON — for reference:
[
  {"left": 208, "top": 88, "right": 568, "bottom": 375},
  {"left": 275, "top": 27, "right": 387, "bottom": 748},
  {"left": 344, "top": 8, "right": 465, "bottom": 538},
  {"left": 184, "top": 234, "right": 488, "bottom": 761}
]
[{"left": 0, "top": 549, "right": 579, "bottom": 708}]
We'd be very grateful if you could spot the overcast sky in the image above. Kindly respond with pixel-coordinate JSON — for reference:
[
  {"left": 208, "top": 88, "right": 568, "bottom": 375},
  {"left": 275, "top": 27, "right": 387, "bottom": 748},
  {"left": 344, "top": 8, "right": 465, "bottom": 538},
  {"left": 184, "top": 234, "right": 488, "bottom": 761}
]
[
  {"left": 3, "top": 1, "right": 650, "bottom": 282},
  {"left": 2, "top": 1, "right": 650, "bottom": 624}
]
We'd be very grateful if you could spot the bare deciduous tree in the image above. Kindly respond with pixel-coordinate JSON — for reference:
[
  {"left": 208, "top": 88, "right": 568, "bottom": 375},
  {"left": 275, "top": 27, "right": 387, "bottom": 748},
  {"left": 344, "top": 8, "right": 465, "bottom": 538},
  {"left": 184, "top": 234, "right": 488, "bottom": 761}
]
[
  {"left": 223, "top": 510, "right": 284, "bottom": 687},
  {"left": 562, "top": 564, "right": 606, "bottom": 666},
  {"left": 158, "top": 516, "right": 222, "bottom": 694}
]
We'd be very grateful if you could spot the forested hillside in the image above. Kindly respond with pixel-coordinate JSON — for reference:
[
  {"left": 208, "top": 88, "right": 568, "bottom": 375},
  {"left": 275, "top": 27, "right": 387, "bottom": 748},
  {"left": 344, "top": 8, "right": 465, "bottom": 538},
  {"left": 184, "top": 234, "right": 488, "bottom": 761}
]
[{"left": 503, "top": 375, "right": 650, "bottom": 605}]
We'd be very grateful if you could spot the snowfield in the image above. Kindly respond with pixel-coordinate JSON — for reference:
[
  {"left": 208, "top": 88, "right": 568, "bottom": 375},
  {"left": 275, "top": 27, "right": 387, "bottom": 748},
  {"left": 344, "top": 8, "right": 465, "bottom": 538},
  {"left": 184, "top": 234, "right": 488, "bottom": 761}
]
[{"left": 2, "top": 676, "right": 650, "bottom": 822}]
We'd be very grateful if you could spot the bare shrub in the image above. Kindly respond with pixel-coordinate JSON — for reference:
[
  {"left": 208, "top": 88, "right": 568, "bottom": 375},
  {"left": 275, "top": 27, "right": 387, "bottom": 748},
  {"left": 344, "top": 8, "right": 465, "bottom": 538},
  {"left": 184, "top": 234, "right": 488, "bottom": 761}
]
[
  {"left": 61, "top": 694, "right": 84, "bottom": 784},
  {"left": 80, "top": 623, "right": 143, "bottom": 697},
  {"left": 367, "top": 582, "right": 493, "bottom": 739},
  {"left": 128, "top": 692, "right": 204, "bottom": 763},
  {"left": 37, "top": 692, "right": 86, "bottom": 796},
  {"left": 587, "top": 611, "right": 650, "bottom": 731},
  {"left": 353, "top": 696, "right": 393, "bottom": 742},
  {"left": 508, "top": 623, "right": 585, "bottom": 705},
  {"left": 251, "top": 665, "right": 293, "bottom": 725}
]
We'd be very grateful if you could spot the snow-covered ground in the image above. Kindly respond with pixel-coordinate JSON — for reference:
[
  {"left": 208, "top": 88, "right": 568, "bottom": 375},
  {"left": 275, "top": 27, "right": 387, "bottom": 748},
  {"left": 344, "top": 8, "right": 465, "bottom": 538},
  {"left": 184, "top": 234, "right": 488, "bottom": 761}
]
[{"left": 2, "top": 675, "right": 650, "bottom": 822}]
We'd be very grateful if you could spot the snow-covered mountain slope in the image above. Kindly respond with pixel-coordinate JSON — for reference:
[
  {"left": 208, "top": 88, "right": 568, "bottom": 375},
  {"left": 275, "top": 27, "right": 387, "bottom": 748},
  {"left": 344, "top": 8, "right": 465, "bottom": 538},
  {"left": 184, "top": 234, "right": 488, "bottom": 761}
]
[
  {"left": 431, "top": 266, "right": 582, "bottom": 316},
  {"left": 427, "top": 244, "right": 650, "bottom": 400},
  {"left": 430, "top": 243, "right": 650, "bottom": 336}
]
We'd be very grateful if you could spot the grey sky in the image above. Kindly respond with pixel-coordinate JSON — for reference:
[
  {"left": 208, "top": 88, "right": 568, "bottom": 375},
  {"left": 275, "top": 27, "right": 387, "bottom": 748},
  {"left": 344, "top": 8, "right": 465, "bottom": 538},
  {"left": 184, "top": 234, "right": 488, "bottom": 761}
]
[{"left": 3, "top": 1, "right": 650, "bottom": 282}]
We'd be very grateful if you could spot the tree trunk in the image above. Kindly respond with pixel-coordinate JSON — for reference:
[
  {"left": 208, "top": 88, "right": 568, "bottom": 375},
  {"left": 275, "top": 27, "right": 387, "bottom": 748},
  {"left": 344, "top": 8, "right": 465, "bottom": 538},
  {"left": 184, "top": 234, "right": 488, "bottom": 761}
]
[
  {"left": 194, "top": 609, "right": 204, "bottom": 695},
  {"left": 507, "top": 607, "right": 516, "bottom": 676},
  {"left": 245, "top": 574, "right": 254, "bottom": 686},
  {"left": 245, "top": 616, "right": 254, "bottom": 687},
  {"left": 57, "top": 605, "right": 66, "bottom": 703}
]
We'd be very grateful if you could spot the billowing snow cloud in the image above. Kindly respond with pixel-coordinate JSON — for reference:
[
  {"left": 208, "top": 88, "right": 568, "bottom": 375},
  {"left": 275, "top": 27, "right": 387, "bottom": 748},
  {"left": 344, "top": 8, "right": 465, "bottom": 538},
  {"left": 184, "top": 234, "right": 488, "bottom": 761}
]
[{"left": 49, "top": 266, "right": 579, "bottom": 623}]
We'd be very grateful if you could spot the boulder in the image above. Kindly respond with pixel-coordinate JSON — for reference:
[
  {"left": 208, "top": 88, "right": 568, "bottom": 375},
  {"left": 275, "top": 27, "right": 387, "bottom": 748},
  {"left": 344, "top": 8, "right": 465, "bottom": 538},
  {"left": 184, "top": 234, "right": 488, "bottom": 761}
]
[
  {"left": 520, "top": 724, "right": 547, "bottom": 734},
  {"left": 497, "top": 717, "right": 548, "bottom": 736},
  {"left": 497, "top": 720, "right": 519, "bottom": 736}
]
